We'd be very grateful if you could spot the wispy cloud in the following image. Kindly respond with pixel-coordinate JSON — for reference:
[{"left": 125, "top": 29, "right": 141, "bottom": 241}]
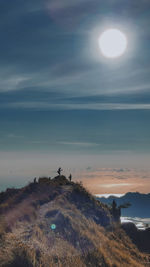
[
  {"left": 101, "top": 183, "right": 134, "bottom": 188},
  {"left": 2, "top": 102, "right": 150, "bottom": 111},
  {"left": 0, "top": 74, "right": 31, "bottom": 92},
  {"left": 7, "top": 134, "right": 24, "bottom": 139},
  {"left": 58, "top": 141, "right": 100, "bottom": 147}
]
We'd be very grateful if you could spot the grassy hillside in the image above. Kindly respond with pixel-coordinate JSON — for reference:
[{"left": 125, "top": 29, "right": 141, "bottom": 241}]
[{"left": 0, "top": 176, "right": 149, "bottom": 267}]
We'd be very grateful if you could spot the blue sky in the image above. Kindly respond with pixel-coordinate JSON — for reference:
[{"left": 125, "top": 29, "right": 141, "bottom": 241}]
[{"left": 0, "top": 0, "right": 150, "bottom": 191}]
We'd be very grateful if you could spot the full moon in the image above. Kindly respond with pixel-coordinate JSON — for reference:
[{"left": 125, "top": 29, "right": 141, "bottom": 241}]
[{"left": 99, "top": 29, "right": 127, "bottom": 59}]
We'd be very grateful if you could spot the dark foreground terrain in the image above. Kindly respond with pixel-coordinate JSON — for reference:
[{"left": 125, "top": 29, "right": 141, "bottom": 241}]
[{"left": 0, "top": 176, "right": 149, "bottom": 267}]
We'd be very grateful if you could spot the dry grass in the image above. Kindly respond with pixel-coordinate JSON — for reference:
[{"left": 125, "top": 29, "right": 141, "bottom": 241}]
[{"left": 0, "top": 179, "right": 149, "bottom": 267}]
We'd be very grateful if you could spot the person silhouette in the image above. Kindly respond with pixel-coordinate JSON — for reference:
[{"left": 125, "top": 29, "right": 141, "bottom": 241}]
[
  {"left": 68, "top": 174, "right": 72, "bottom": 182},
  {"left": 57, "top": 167, "right": 63, "bottom": 176}
]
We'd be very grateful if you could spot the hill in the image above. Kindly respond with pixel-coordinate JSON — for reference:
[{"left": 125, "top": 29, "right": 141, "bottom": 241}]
[
  {"left": 0, "top": 176, "right": 149, "bottom": 267},
  {"left": 96, "top": 192, "right": 150, "bottom": 217}
]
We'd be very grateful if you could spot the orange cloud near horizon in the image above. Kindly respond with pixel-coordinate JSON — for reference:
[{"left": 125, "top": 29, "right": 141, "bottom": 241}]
[{"left": 75, "top": 168, "right": 150, "bottom": 195}]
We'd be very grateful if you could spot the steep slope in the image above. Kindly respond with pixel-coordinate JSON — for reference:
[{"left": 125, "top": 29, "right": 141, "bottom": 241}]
[{"left": 0, "top": 176, "right": 149, "bottom": 267}]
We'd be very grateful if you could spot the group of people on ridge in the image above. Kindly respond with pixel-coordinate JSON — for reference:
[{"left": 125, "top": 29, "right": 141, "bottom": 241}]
[{"left": 33, "top": 167, "right": 72, "bottom": 184}]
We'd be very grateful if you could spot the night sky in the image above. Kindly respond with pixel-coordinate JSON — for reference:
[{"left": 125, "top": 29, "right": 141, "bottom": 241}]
[{"left": 0, "top": 0, "right": 150, "bottom": 193}]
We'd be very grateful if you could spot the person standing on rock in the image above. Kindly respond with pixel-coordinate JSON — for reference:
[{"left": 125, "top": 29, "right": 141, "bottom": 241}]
[{"left": 57, "top": 167, "right": 63, "bottom": 176}]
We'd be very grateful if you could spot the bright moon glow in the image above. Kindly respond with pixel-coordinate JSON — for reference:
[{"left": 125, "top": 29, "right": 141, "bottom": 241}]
[{"left": 99, "top": 29, "right": 127, "bottom": 59}]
